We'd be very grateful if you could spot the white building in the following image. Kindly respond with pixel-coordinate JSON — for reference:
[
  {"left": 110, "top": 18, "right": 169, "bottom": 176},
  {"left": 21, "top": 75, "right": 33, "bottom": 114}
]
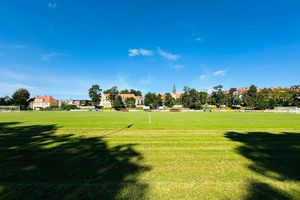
[
  {"left": 28, "top": 96, "right": 58, "bottom": 110},
  {"left": 99, "top": 93, "right": 144, "bottom": 108}
]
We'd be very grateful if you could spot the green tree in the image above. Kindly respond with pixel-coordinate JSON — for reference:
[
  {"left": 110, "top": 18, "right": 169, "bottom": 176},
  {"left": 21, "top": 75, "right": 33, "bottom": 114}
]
[
  {"left": 120, "top": 89, "right": 142, "bottom": 96},
  {"left": 164, "top": 93, "right": 174, "bottom": 107},
  {"left": 129, "top": 89, "right": 142, "bottom": 96},
  {"left": 255, "top": 88, "right": 274, "bottom": 109},
  {"left": 244, "top": 84, "right": 257, "bottom": 108},
  {"left": 120, "top": 89, "right": 130, "bottom": 94},
  {"left": 290, "top": 85, "right": 300, "bottom": 107},
  {"left": 125, "top": 97, "right": 136, "bottom": 108},
  {"left": 144, "top": 93, "right": 162, "bottom": 109},
  {"left": 12, "top": 88, "right": 30, "bottom": 109},
  {"left": 198, "top": 91, "right": 209, "bottom": 105},
  {"left": 112, "top": 95, "right": 125, "bottom": 110},
  {"left": 210, "top": 85, "right": 225, "bottom": 107},
  {"left": 104, "top": 86, "right": 119, "bottom": 103},
  {"left": 180, "top": 86, "right": 191, "bottom": 108},
  {"left": 88, "top": 84, "right": 102, "bottom": 108},
  {"left": 179, "top": 87, "right": 208, "bottom": 109},
  {"left": 0, "top": 96, "right": 13, "bottom": 105},
  {"left": 226, "top": 88, "right": 241, "bottom": 108}
]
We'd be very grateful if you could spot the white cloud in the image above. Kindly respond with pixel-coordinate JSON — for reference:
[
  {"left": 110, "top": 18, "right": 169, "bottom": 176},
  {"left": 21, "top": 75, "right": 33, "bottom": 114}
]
[
  {"left": 41, "top": 52, "right": 60, "bottom": 61},
  {"left": 158, "top": 48, "right": 180, "bottom": 61},
  {"left": 128, "top": 48, "right": 153, "bottom": 57},
  {"left": 199, "top": 75, "right": 206, "bottom": 79},
  {"left": 213, "top": 70, "right": 226, "bottom": 77},
  {"left": 195, "top": 37, "right": 205, "bottom": 43},
  {"left": 171, "top": 64, "right": 185, "bottom": 70},
  {"left": 48, "top": 2, "right": 57, "bottom": 8}
]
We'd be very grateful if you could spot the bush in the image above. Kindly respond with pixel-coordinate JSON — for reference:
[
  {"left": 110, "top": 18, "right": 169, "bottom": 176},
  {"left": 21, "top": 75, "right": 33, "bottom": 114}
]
[{"left": 60, "top": 105, "right": 78, "bottom": 111}]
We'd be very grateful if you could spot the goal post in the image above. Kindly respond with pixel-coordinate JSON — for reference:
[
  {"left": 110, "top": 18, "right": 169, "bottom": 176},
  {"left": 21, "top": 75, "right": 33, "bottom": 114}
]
[{"left": 0, "top": 106, "right": 20, "bottom": 112}]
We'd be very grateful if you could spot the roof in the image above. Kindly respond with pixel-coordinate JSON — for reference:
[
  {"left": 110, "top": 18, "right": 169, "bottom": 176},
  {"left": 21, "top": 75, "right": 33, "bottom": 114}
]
[
  {"left": 120, "top": 93, "right": 142, "bottom": 100},
  {"left": 34, "top": 96, "right": 58, "bottom": 104},
  {"left": 172, "top": 93, "right": 181, "bottom": 99}
]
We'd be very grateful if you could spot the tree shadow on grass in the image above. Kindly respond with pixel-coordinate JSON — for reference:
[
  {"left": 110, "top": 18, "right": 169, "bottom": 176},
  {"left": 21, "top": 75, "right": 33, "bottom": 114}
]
[
  {"left": 0, "top": 122, "right": 150, "bottom": 200},
  {"left": 225, "top": 131, "right": 300, "bottom": 200}
]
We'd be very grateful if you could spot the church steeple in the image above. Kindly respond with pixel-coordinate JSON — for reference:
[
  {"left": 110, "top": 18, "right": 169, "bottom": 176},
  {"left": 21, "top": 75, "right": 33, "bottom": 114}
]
[{"left": 172, "top": 84, "right": 176, "bottom": 94}]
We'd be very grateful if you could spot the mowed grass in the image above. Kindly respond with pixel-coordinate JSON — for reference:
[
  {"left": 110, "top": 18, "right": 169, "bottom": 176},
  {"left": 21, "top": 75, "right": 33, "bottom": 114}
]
[
  {"left": 0, "top": 111, "right": 300, "bottom": 199},
  {"left": 1, "top": 111, "right": 300, "bottom": 130}
]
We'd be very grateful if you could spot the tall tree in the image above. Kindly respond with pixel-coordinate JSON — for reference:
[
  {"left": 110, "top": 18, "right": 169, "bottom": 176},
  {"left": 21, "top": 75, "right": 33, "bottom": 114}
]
[
  {"left": 125, "top": 97, "right": 136, "bottom": 108},
  {"left": 210, "top": 85, "right": 225, "bottom": 107},
  {"left": 12, "top": 88, "right": 30, "bottom": 109},
  {"left": 88, "top": 84, "right": 102, "bottom": 107},
  {"left": 180, "top": 87, "right": 208, "bottom": 109},
  {"left": 104, "top": 86, "right": 119, "bottom": 103},
  {"left": 120, "top": 89, "right": 142, "bottom": 96},
  {"left": 255, "top": 88, "right": 276, "bottom": 109},
  {"left": 144, "top": 93, "right": 162, "bottom": 109},
  {"left": 225, "top": 88, "right": 241, "bottom": 108},
  {"left": 129, "top": 89, "right": 142, "bottom": 96},
  {"left": 120, "top": 89, "right": 130, "bottom": 94},
  {"left": 244, "top": 84, "right": 257, "bottom": 108},
  {"left": 290, "top": 85, "right": 300, "bottom": 107},
  {"left": 112, "top": 95, "right": 125, "bottom": 110},
  {"left": 164, "top": 93, "right": 175, "bottom": 107}
]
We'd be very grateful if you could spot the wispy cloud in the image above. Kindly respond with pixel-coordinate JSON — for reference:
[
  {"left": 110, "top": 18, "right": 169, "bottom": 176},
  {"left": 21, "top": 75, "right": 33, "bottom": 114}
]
[
  {"left": 0, "top": 70, "right": 31, "bottom": 81},
  {"left": 158, "top": 48, "right": 180, "bottom": 61},
  {"left": 11, "top": 44, "right": 27, "bottom": 49},
  {"left": 48, "top": 2, "right": 57, "bottom": 8},
  {"left": 199, "top": 75, "right": 206, "bottom": 79},
  {"left": 213, "top": 70, "right": 226, "bottom": 77},
  {"left": 195, "top": 37, "right": 205, "bottom": 43},
  {"left": 115, "top": 74, "right": 131, "bottom": 89},
  {"left": 0, "top": 82, "right": 35, "bottom": 96},
  {"left": 41, "top": 52, "right": 60, "bottom": 61},
  {"left": 171, "top": 64, "right": 185, "bottom": 70},
  {"left": 128, "top": 48, "right": 153, "bottom": 57},
  {"left": 138, "top": 75, "right": 152, "bottom": 85}
]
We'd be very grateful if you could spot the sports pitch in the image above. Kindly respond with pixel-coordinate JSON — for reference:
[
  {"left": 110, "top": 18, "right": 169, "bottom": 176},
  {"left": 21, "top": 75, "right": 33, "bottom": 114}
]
[{"left": 0, "top": 111, "right": 300, "bottom": 199}]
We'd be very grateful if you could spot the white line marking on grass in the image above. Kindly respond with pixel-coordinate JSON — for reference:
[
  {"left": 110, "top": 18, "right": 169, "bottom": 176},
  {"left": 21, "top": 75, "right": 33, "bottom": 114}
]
[{"left": 148, "top": 112, "right": 152, "bottom": 124}]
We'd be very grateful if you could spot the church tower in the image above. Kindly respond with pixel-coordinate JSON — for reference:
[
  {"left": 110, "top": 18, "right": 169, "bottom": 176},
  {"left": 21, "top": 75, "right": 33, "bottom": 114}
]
[{"left": 172, "top": 84, "right": 176, "bottom": 94}]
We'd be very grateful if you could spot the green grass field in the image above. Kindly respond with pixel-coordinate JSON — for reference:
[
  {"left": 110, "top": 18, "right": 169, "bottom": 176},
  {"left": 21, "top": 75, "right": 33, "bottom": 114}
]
[{"left": 0, "top": 111, "right": 300, "bottom": 199}]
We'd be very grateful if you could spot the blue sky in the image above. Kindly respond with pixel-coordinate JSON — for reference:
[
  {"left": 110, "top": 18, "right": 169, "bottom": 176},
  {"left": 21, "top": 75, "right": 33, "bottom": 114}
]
[{"left": 0, "top": 0, "right": 300, "bottom": 99}]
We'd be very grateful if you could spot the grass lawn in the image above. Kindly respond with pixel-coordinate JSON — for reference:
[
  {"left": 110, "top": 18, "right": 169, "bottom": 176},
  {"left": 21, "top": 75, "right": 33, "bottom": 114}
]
[{"left": 0, "top": 111, "right": 300, "bottom": 199}]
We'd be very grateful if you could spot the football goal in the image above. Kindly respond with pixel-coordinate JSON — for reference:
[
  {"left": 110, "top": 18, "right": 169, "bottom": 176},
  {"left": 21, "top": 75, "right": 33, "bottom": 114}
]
[{"left": 0, "top": 106, "right": 20, "bottom": 112}]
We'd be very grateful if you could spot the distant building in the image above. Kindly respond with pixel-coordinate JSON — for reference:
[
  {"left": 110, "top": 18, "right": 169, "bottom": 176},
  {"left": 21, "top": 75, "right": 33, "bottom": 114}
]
[
  {"left": 120, "top": 93, "right": 144, "bottom": 106},
  {"left": 66, "top": 99, "right": 92, "bottom": 108},
  {"left": 171, "top": 84, "right": 181, "bottom": 99},
  {"left": 100, "top": 93, "right": 112, "bottom": 108},
  {"left": 100, "top": 93, "right": 144, "bottom": 108},
  {"left": 28, "top": 96, "right": 58, "bottom": 110}
]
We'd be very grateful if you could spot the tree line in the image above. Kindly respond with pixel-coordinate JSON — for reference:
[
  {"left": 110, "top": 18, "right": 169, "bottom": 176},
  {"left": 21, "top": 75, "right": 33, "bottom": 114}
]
[
  {"left": 89, "top": 84, "right": 300, "bottom": 110},
  {"left": 142, "top": 84, "right": 300, "bottom": 110},
  {"left": 0, "top": 88, "right": 30, "bottom": 110},
  {"left": 1, "top": 84, "right": 299, "bottom": 110},
  {"left": 178, "top": 84, "right": 300, "bottom": 110}
]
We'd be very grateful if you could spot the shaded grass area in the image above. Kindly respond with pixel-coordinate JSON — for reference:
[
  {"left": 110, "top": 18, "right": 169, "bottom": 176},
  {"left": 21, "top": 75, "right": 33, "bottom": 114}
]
[
  {"left": 0, "top": 122, "right": 150, "bottom": 200},
  {"left": 226, "top": 131, "right": 300, "bottom": 200}
]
